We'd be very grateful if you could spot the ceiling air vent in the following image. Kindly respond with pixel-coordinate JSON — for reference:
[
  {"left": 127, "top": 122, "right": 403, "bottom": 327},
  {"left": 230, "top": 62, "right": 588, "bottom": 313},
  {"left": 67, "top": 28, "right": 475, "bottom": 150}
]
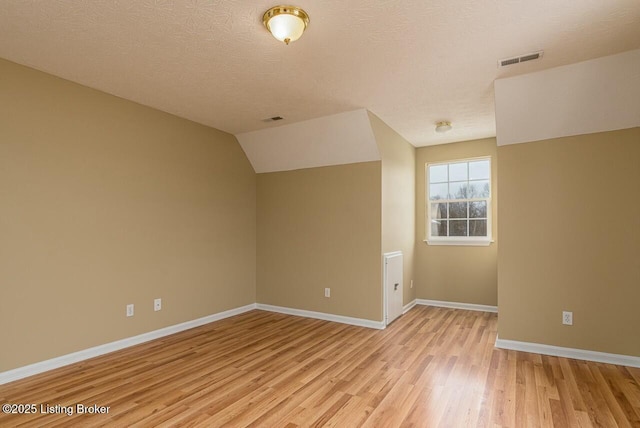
[
  {"left": 262, "top": 116, "right": 284, "bottom": 122},
  {"left": 498, "top": 50, "right": 543, "bottom": 68}
]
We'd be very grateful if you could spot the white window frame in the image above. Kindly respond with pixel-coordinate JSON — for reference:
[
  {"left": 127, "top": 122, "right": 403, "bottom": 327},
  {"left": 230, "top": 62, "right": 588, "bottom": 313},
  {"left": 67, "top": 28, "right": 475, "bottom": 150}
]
[{"left": 425, "top": 156, "right": 493, "bottom": 246}]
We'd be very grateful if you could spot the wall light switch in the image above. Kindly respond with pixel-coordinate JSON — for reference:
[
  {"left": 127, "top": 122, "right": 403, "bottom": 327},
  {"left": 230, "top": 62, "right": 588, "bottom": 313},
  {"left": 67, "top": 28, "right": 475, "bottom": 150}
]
[
  {"left": 154, "top": 298, "right": 162, "bottom": 311},
  {"left": 324, "top": 288, "right": 330, "bottom": 298}
]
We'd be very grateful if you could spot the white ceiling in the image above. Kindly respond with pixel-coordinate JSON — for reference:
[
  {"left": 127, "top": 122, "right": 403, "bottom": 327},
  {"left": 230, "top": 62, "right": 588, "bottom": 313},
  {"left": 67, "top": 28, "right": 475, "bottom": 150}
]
[
  {"left": 495, "top": 50, "right": 640, "bottom": 146},
  {"left": 1, "top": 1, "right": 639, "bottom": 147},
  {"left": 237, "top": 109, "right": 380, "bottom": 173}
]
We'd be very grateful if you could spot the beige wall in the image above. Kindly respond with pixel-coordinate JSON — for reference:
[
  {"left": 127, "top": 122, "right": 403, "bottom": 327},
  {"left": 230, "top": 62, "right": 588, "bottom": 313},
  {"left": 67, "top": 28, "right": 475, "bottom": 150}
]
[
  {"left": 0, "top": 59, "right": 257, "bottom": 371},
  {"left": 498, "top": 128, "right": 640, "bottom": 356},
  {"left": 368, "top": 112, "right": 416, "bottom": 306},
  {"left": 415, "top": 138, "right": 498, "bottom": 306},
  {"left": 256, "top": 162, "right": 382, "bottom": 321}
]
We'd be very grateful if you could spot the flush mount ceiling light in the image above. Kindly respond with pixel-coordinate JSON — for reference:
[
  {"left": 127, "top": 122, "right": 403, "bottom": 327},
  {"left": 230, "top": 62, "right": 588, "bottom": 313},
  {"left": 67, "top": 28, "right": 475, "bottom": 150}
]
[
  {"left": 263, "top": 5, "right": 310, "bottom": 45},
  {"left": 435, "top": 121, "right": 452, "bottom": 133}
]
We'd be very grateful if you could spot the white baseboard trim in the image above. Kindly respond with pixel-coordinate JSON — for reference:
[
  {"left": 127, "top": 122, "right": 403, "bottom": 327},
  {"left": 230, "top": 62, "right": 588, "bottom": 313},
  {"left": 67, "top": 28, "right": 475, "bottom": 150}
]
[
  {"left": 0, "top": 303, "right": 257, "bottom": 385},
  {"left": 416, "top": 299, "right": 498, "bottom": 313},
  {"left": 256, "top": 303, "right": 385, "bottom": 330},
  {"left": 495, "top": 338, "right": 640, "bottom": 368},
  {"left": 403, "top": 300, "right": 417, "bottom": 314}
]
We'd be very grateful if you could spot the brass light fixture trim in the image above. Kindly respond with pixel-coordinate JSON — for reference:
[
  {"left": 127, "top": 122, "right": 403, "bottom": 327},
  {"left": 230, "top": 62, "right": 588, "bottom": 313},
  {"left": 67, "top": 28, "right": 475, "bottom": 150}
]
[
  {"left": 435, "top": 121, "right": 452, "bottom": 133},
  {"left": 263, "top": 5, "right": 310, "bottom": 45}
]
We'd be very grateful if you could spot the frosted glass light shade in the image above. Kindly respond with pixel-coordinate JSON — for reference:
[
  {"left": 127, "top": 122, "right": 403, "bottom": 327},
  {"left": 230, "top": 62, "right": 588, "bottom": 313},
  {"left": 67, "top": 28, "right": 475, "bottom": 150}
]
[
  {"left": 435, "top": 121, "right": 452, "bottom": 133},
  {"left": 263, "top": 6, "right": 309, "bottom": 45}
]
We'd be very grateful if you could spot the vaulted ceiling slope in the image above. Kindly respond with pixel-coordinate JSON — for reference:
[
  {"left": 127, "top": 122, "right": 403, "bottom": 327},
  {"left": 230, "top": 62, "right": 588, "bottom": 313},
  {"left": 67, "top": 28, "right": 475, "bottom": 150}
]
[
  {"left": 237, "top": 109, "right": 380, "bottom": 173},
  {"left": 495, "top": 49, "right": 640, "bottom": 146},
  {"left": 1, "top": 1, "right": 639, "bottom": 147}
]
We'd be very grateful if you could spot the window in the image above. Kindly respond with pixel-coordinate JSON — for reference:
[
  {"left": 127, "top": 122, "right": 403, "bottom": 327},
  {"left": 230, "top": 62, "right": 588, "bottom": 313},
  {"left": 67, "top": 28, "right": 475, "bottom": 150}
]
[{"left": 426, "top": 157, "right": 492, "bottom": 245}]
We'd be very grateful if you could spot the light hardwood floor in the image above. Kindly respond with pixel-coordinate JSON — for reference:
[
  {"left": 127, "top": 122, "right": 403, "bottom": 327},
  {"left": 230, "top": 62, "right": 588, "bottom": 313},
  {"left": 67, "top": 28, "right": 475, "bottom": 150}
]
[{"left": 1, "top": 306, "right": 639, "bottom": 427}]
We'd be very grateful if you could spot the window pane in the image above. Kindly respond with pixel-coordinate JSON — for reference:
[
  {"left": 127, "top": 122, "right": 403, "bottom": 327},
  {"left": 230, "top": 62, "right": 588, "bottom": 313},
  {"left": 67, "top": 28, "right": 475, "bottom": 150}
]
[
  {"left": 469, "top": 219, "right": 487, "bottom": 236},
  {"left": 469, "top": 201, "right": 487, "bottom": 218},
  {"left": 469, "top": 160, "right": 490, "bottom": 180},
  {"left": 429, "top": 164, "right": 448, "bottom": 183},
  {"left": 449, "top": 181, "right": 469, "bottom": 199},
  {"left": 449, "top": 220, "right": 467, "bottom": 236},
  {"left": 429, "top": 183, "right": 448, "bottom": 200},
  {"left": 449, "top": 162, "right": 468, "bottom": 181},
  {"left": 431, "top": 219, "right": 448, "bottom": 236},
  {"left": 431, "top": 203, "right": 447, "bottom": 219},
  {"left": 427, "top": 159, "right": 492, "bottom": 241},
  {"left": 449, "top": 202, "right": 467, "bottom": 218},
  {"left": 468, "top": 180, "right": 490, "bottom": 198}
]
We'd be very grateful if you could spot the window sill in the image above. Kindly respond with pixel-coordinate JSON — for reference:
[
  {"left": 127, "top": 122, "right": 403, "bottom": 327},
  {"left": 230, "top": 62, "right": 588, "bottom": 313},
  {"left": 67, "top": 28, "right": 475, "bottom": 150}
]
[{"left": 424, "top": 238, "right": 494, "bottom": 247}]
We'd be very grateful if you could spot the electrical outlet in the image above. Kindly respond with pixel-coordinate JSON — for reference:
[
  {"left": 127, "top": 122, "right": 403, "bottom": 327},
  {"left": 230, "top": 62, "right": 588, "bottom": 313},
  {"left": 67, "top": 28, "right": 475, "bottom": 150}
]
[
  {"left": 410, "top": 280, "right": 414, "bottom": 289},
  {"left": 154, "top": 298, "right": 162, "bottom": 312},
  {"left": 562, "top": 311, "right": 573, "bottom": 325},
  {"left": 324, "top": 288, "right": 330, "bottom": 298},
  {"left": 126, "top": 304, "right": 134, "bottom": 317}
]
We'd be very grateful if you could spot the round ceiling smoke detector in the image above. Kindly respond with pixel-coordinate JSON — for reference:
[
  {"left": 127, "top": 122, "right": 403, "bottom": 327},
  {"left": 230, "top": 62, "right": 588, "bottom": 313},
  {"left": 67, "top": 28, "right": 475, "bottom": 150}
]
[{"left": 435, "top": 121, "right": 452, "bottom": 133}]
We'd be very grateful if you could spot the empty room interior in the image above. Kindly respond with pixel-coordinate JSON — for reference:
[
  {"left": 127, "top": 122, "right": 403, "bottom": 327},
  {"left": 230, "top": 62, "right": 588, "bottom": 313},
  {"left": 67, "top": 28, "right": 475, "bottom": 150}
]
[{"left": 1, "top": 1, "right": 639, "bottom": 427}]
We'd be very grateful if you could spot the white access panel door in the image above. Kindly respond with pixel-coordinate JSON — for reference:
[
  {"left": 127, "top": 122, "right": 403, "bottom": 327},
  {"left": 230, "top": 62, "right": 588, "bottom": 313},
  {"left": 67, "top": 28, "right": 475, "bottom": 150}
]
[{"left": 384, "top": 252, "right": 403, "bottom": 325}]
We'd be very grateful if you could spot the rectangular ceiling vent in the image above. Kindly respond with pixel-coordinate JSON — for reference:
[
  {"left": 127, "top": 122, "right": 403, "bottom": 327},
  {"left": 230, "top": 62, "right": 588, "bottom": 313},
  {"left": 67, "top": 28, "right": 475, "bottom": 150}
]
[
  {"left": 498, "top": 50, "right": 544, "bottom": 68},
  {"left": 262, "top": 116, "right": 284, "bottom": 122}
]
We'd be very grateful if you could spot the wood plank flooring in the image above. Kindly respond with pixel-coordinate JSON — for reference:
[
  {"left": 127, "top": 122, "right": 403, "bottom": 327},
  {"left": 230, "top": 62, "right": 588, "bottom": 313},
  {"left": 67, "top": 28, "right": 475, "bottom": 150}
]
[{"left": 1, "top": 306, "right": 639, "bottom": 427}]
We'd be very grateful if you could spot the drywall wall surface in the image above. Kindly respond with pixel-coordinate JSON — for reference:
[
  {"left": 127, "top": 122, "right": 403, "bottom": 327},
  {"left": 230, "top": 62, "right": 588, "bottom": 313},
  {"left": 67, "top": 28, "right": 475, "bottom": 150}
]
[
  {"left": 498, "top": 128, "right": 640, "bottom": 356},
  {"left": 368, "top": 112, "right": 416, "bottom": 306},
  {"left": 415, "top": 138, "right": 498, "bottom": 306},
  {"left": 256, "top": 161, "right": 382, "bottom": 321},
  {"left": 0, "top": 59, "right": 256, "bottom": 371}
]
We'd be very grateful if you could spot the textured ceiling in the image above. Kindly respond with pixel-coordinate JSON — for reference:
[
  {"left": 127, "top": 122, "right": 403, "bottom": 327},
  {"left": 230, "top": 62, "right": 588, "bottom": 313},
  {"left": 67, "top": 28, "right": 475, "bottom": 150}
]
[{"left": 1, "top": 0, "right": 639, "bottom": 147}]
